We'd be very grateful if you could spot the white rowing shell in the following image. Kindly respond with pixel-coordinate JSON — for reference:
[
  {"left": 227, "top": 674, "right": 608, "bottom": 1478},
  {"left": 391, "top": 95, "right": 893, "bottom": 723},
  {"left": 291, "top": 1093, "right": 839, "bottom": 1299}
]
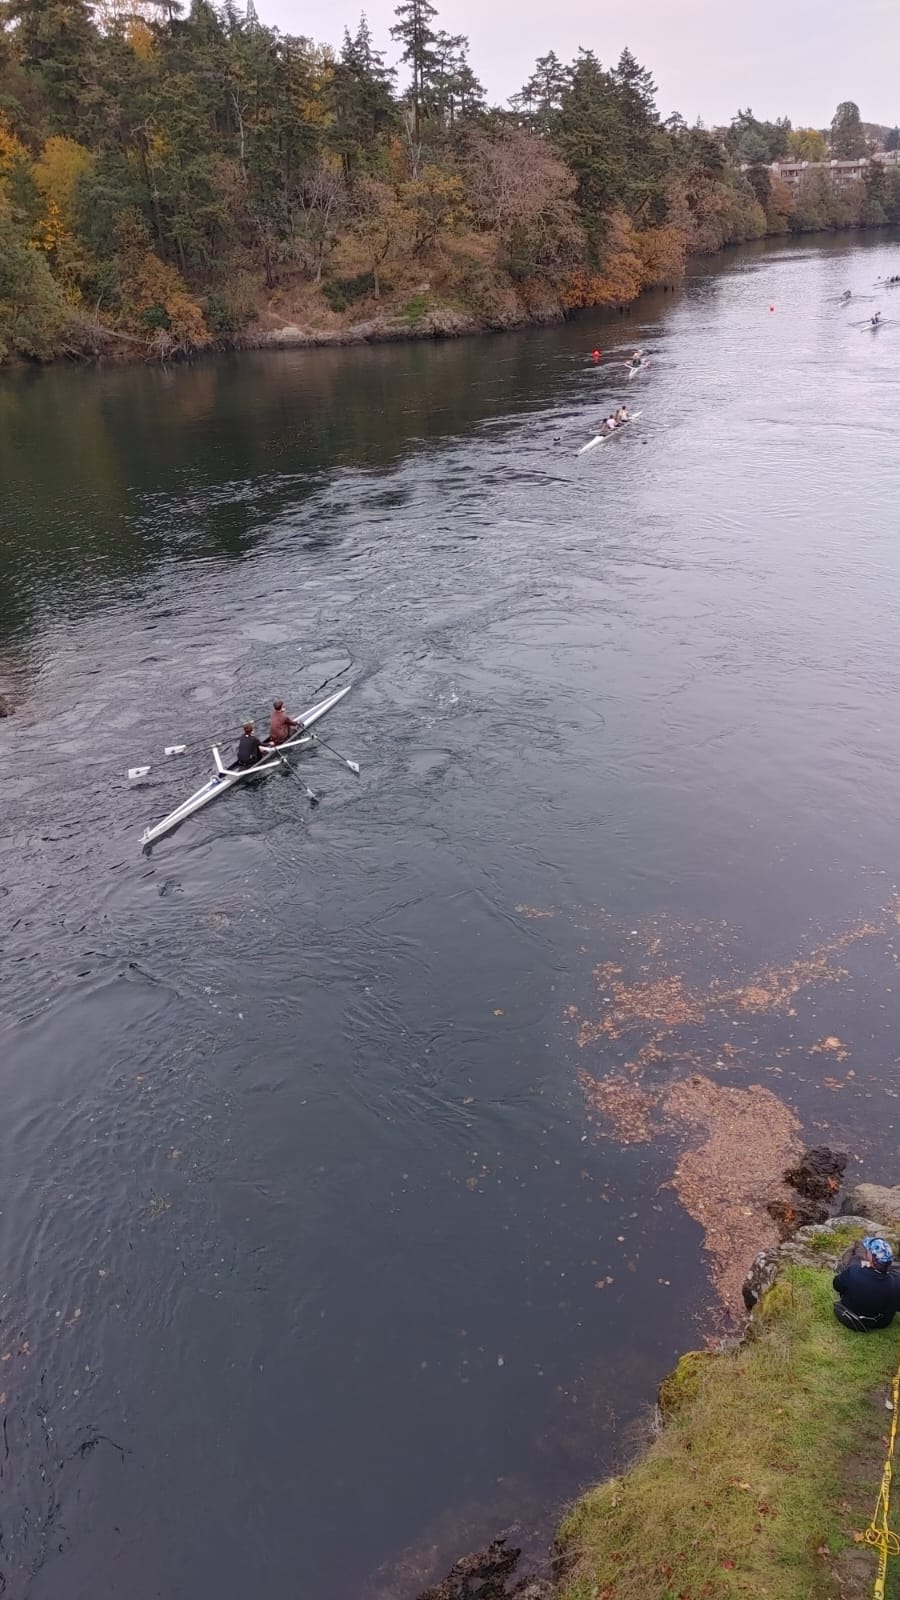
[
  {"left": 577, "top": 411, "right": 643, "bottom": 455},
  {"left": 140, "top": 683, "right": 351, "bottom": 847}
]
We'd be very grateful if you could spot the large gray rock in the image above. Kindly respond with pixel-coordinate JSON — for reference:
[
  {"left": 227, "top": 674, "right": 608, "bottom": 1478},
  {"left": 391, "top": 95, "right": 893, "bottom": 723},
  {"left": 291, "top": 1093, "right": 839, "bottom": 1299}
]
[
  {"left": 842, "top": 1184, "right": 900, "bottom": 1227},
  {"left": 742, "top": 1216, "right": 894, "bottom": 1309}
]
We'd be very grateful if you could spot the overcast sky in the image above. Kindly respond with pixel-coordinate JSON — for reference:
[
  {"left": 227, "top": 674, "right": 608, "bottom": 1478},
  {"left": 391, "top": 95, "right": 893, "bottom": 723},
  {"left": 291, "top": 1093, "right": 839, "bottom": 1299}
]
[{"left": 256, "top": 0, "right": 899, "bottom": 130}]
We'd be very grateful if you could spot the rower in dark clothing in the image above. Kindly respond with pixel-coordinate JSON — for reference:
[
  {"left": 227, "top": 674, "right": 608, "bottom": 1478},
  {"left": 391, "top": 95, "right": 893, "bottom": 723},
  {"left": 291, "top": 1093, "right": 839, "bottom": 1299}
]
[
  {"left": 235, "top": 720, "right": 265, "bottom": 768},
  {"left": 833, "top": 1235, "right": 896, "bottom": 1331}
]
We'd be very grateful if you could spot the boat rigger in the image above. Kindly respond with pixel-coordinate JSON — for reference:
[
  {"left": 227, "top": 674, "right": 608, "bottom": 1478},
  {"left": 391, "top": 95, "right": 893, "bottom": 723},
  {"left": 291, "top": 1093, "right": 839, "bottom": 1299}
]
[{"left": 140, "top": 683, "right": 352, "bottom": 849}]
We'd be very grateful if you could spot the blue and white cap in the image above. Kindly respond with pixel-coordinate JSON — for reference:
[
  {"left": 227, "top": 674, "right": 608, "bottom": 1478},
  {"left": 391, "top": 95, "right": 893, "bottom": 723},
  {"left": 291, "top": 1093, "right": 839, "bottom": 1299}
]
[{"left": 863, "top": 1236, "right": 894, "bottom": 1266}]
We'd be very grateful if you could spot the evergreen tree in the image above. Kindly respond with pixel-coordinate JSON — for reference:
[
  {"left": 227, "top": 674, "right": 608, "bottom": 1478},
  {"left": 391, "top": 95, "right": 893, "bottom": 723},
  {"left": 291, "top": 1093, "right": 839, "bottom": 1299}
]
[
  {"left": 427, "top": 31, "right": 482, "bottom": 126},
  {"left": 5, "top": 0, "right": 97, "bottom": 134},
  {"left": 667, "top": 118, "right": 726, "bottom": 178},
  {"left": 770, "top": 115, "right": 792, "bottom": 159},
  {"left": 726, "top": 108, "right": 791, "bottom": 164},
  {"left": 453, "top": 50, "right": 484, "bottom": 122},
  {"left": 609, "top": 47, "right": 669, "bottom": 218},
  {"left": 329, "top": 14, "right": 396, "bottom": 177},
  {"left": 552, "top": 50, "right": 626, "bottom": 246},
  {"left": 514, "top": 49, "right": 566, "bottom": 131},
  {"left": 831, "top": 100, "right": 867, "bottom": 158},
  {"left": 611, "top": 47, "right": 658, "bottom": 125},
  {"left": 886, "top": 126, "right": 900, "bottom": 152},
  {"left": 390, "top": 0, "right": 437, "bottom": 141}
]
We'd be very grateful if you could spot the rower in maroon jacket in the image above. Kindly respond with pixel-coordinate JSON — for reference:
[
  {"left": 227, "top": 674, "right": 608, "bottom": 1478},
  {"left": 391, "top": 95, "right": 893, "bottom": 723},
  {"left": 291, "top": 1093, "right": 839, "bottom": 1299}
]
[{"left": 267, "top": 699, "right": 305, "bottom": 746}]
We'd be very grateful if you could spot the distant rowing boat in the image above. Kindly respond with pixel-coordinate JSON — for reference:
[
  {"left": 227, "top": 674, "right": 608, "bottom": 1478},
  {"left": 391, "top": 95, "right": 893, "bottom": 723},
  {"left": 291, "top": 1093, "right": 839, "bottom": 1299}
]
[
  {"left": 140, "top": 684, "right": 351, "bottom": 848},
  {"left": 578, "top": 410, "right": 643, "bottom": 456}
]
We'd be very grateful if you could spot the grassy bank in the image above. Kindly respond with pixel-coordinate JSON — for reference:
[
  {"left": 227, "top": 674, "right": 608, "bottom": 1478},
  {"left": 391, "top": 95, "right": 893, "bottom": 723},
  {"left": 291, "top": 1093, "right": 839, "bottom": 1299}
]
[{"left": 558, "top": 1249, "right": 900, "bottom": 1600}]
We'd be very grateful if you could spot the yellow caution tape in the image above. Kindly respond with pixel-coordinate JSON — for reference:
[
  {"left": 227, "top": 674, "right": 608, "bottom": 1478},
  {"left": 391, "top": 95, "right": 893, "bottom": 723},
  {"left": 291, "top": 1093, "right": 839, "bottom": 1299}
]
[{"left": 865, "top": 1360, "right": 900, "bottom": 1598}]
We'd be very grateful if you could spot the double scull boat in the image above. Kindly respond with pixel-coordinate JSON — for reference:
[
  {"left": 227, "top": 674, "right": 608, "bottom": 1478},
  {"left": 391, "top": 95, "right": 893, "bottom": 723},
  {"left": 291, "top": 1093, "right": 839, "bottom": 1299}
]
[
  {"left": 578, "top": 411, "right": 643, "bottom": 456},
  {"left": 140, "top": 683, "right": 351, "bottom": 848}
]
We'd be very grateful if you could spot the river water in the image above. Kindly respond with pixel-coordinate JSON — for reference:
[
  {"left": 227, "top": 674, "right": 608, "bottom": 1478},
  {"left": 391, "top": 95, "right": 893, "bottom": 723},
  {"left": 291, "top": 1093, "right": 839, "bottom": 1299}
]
[{"left": 3, "top": 231, "right": 900, "bottom": 1599}]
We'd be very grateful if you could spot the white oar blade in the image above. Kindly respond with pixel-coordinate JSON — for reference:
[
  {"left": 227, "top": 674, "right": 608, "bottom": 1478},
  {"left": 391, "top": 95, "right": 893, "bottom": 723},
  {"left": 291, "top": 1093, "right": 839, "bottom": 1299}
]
[
  {"left": 164, "top": 744, "right": 188, "bottom": 757},
  {"left": 128, "top": 765, "right": 151, "bottom": 781}
]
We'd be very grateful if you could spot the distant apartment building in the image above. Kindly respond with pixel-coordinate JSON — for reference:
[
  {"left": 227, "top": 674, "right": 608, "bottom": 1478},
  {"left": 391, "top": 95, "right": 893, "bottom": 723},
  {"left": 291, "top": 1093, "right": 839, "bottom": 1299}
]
[
  {"left": 771, "top": 158, "right": 868, "bottom": 190},
  {"left": 770, "top": 151, "right": 900, "bottom": 190}
]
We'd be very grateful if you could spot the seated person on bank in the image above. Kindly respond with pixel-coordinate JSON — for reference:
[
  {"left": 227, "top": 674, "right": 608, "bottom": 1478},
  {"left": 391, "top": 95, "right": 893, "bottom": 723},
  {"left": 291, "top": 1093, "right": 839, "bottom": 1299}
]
[{"left": 833, "top": 1235, "right": 896, "bottom": 1331}]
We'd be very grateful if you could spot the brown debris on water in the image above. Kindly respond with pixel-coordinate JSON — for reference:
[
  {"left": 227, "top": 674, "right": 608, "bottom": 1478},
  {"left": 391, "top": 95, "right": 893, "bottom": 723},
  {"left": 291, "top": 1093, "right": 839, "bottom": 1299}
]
[
  {"left": 574, "top": 912, "right": 885, "bottom": 1059},
  {"left": 731, "top": 952, "right": 846, "bottom": 1015},
  {"left": 579, "top": 1068, "right": 802, "bottom": 1313},
  {"left": 578, "top": 1070, "right": 659, "bottom": 1144},
  {"left": 811, "top": 1035, "right": 850, "bottom": 1060},
  {"left": 664, "top": 1077, "right": 802, "bottom": 1313},
  {"left": 580, "top": 971, "right": 710, "bottom": 1045},
  {"left": 570, "top": 897, "right": 900, "bottom": 1318}
]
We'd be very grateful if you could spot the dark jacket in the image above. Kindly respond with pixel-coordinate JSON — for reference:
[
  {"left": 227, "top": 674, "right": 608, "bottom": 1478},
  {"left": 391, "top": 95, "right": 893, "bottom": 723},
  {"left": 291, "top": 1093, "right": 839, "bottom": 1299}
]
[
  {"left": 833, "top": 1261, "right": 896, "bottom": 1320},
  {"left": 236, "top": 732, "right": 263, "bottom": 768}
]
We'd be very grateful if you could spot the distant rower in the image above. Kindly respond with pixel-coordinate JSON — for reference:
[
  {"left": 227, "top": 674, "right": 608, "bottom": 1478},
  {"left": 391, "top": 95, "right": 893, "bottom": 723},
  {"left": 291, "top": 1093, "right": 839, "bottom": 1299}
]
[
  {"left": 236, "top": 720, "right": 264, "bottom": 768},
  {"left": 268, "top": 699, "right": 304, "bottom": 746}
]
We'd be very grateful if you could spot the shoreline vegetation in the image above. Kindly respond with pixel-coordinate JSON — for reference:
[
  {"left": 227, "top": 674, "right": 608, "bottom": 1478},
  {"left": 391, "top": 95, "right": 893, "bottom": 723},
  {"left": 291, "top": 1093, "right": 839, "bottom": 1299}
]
[
  {"left": 1, "top": 0, "right": 899, "bottom": 367},
  {"left": 556, "top": 1216, "right": 900, "bottom": 1600},
  {"left": 421, "top": 1205, "right": 900, "bottom": 1600}
]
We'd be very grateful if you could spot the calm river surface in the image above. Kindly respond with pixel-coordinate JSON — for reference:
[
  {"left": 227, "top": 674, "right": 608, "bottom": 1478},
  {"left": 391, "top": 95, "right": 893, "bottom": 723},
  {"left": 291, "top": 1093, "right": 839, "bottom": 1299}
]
[{"left": 3, "top": 231, "right": 900, "bottom": 1599}]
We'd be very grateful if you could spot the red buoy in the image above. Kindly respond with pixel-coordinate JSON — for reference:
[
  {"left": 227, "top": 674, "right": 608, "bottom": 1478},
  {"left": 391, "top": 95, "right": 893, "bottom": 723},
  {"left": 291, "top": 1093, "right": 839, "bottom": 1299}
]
[{"left": 592, "top": 349, "right": 601, "bottom": 360}]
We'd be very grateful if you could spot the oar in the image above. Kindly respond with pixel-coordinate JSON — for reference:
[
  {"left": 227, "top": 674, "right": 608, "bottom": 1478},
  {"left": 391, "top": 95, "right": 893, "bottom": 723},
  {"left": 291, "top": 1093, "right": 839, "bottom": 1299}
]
[
  {"left": 277, "top": 752, "right": 319, "bottom": 806},
  {"left": 310, "top": 734, "right": 361, "bottom": 775}
]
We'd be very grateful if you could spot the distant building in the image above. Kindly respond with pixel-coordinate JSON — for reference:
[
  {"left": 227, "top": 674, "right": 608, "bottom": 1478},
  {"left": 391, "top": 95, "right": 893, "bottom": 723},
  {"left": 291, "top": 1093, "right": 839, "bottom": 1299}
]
[
  {"left": 872, "top": 149, "right": 900, "bottom": 167},
  {"left": 770, "top": 158, "right": 869, "bottom": 191}
]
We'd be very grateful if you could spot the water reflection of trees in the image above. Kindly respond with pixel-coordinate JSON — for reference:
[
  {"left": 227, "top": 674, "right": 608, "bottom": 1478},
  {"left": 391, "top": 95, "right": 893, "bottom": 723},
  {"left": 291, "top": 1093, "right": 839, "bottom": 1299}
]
[{"left": 0, "top": 330, "right": 587, "bottom": 644}]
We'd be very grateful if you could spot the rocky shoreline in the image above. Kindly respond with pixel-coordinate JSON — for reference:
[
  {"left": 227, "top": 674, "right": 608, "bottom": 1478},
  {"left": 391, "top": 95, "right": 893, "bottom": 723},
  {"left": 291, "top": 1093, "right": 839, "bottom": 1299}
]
[{"left": 237, "top": 287, "right": 678, "bottom": 354}]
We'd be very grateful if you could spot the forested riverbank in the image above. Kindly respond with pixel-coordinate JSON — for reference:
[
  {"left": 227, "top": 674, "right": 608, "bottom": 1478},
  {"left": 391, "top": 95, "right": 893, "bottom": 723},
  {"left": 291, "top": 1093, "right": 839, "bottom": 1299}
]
[{"left": 2, "top": 0, "right": 900, "bottom": 365}]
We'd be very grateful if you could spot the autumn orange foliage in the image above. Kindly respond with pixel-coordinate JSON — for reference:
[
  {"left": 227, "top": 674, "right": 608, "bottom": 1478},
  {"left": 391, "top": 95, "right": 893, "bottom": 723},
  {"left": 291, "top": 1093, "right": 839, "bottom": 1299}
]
[
  {"left": 562, "top": 228, "right": 685, "bottom": 310},
  {"left": 634, "top": 223, "right": 686, "bottom": 285},
  {"left": 114, "top": 210, "right": 209, "bottom": 350}
]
